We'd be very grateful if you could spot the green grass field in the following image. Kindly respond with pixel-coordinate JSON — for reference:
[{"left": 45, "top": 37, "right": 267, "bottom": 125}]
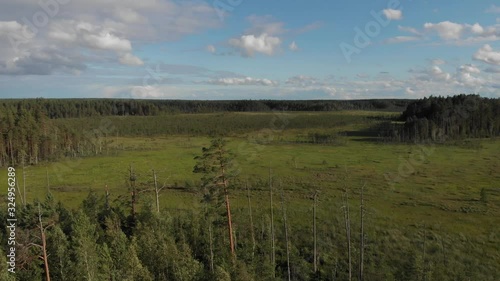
[
  {"left": 2, "top": 110, "right": 499, "bottom": 279},
  {"left": 2, "top": 111, "right": 498, "bottom": 232}
]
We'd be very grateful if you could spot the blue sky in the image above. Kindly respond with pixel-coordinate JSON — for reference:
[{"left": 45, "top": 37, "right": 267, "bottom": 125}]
[{"left": 0, "top": 0, "right": 499, "bottom": 99}]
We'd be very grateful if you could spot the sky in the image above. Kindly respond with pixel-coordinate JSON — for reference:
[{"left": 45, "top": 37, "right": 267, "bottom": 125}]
[{"left": 0, "top": 0, "right": 499, "bottom": 100}]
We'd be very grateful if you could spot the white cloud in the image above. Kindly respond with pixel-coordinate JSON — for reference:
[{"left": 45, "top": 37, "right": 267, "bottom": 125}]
[
  {"left": 431, "top": 59, "right": 446, "bottom": 65},
  {"left": 229, "top": 33, "right": 281, "bottom": 57},
  {"left": 207, "top": 76, "right": 278, "bottom": 86},
  {"left": 458, "top": 64, "right": 480, "bottom": 74},
  {"left": 289, "top": 41, "right": 299, "bottom": 51},
  {"left": 0, "top": 47, "right": 86, "bottom": 75},
  {"left": 206, "top": 45, "right": 216, "bottom": 54},
  {"left": 485, "top": 5, "right": 500, "bottom": 14},
  {"left": 0, "top": 0, "right": 223, "bottom": 76},
  {"left": 473, "top": 44, "right": 500, "bottom": 65},
  {"left": 48, "top": 20, "right": 134, "bottom": 53},
  {"left": 424, "top": 21, "right": 464, "bottom": 40},
  {"left": 384, "top": 36, "right": 420, "bottom": 44},
  {"left": 398, "top": 25, "right": 423, "bottom": 36},
  {"left": 456, "top": 64, "right": 483, "bottom": 87},
  {"left": 470, "top": 23, "right": 484, "bottom": 34},
  {"left": 285, "top": 75, "right": 321, "bottom": 87},
  {"left": 118, "top": 53, "right": 143, "bottom": 66},
  {"left": 414, "top": 65, "right": 452, "bottom": 82},
  {"left": 383, "top": 9, "right": 403, "bottom": 20},
  {"left": 0, "top": 21, "right": 32, "bottom": 37}
]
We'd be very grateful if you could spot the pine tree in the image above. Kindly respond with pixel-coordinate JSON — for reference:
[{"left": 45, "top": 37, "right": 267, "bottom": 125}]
[{"left": 193, "top": 138, "right": 237, "bottom": 259}]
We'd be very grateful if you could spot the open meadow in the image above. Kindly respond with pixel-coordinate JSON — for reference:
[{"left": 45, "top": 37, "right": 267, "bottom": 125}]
[{"left": 1, "top": 109, "right": 499, "bottom": 280}]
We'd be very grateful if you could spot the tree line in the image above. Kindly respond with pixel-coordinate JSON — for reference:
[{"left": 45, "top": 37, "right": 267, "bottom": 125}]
[
  {"left": 0, "top": 99, "right": 412, "bottom": 119},
  {"left": 387, "top": 94, "right": 500, "bottom": 142},
  {"left": 0, "top": 103, "right": 113, "bottom": 167}
]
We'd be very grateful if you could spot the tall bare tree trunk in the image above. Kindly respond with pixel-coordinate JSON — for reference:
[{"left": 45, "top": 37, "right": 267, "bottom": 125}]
[
  {"left": 280, "top": 183, "right": 291, "bottom": 281},
  {"left": 359, "top": 184, "right": 365, "bottom": 281},
  {"left": 129, "top": 164, "right": 137, "bottom": 219},
  {"left": 22, "top": 160, "right": 27, "bottom": 207},
  {"left": 343, "top": 188, "right": 352, "bottom": 281},
  {"left": 46, "top": 167, "right": 50, "bottom": 194},
  {"left": 423, "top": 225, "right": 427, "bottom": 281},
  {"left": 208, "top": 220, "right": 214, "bottom": 273},
  {"left": 153, "top": 169, "right": 160, "bottom": 213},
  {"left": 246, "top": 181, "right": 256, "bottom": 259},
  {"left": 269, "top": 167, "right": 276, "bottom": 276},
  {"left": 313, "top": 190, "right": 318, "bottom": 274},
  {"left": 38, "top": 204, "right": 51, "bottom": 281},
  {"left": 216, "top": 146, "right": 235, "bottom": 259},
  {"left": 224, "top": 187, "right": 235, "bottom": 258}
]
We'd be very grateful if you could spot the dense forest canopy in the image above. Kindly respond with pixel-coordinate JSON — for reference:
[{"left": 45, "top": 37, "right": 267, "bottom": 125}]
[{"left": 390, "top": 94, "right": 500, "bottom": 142}]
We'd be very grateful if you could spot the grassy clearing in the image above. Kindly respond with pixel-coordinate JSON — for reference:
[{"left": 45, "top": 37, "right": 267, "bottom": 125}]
[
  {"left": 0, "top": 112, "right": 500, "bottom": 240},
  {"left": 1, "top": 119, "right": 498, "bottom": 231},
  {"left": 1, "top": 110, "right": 499, "bottom": 277}
]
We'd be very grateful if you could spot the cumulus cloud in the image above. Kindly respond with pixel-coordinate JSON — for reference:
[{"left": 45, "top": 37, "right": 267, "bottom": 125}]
[
  {"left": 473, "top": 44, "right": 500, "bottom": 65},
  {"left": 0, "top": 48, "right": 86, "bottom": 75},
  {"left": 0, "top": 0, "right": 223, "bottom": 76},
  {"left": 118, "top": 53, "right": 143, "bottom": 66},
  {"left": 227, "top": 15, "right": 319, "bottom": 57},
  {"left": 424, "top": 21, "right": 464, "bottom": 40},
  {"left": 229, "top": 33, "right": 281, "bottom": 57},
  {"left": 48, "top": 20, "right": 133, "bottom": 52},
  {"left": 414, "top": 65, "right": 452, "bottom": 82},
  {"left": 383, "top": 9, "right": 403, "bottom": 20},
  {"left": 207, "top": 76, "right": 278, "bottom": 86},
  {"left": 456, "top": 64, "right": 483, "bottom": 87},
  {"left": 415, "top": 21, "right": 500, "bottom": 44}
]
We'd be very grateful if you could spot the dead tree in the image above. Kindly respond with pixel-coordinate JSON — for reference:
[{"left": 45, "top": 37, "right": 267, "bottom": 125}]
[
  {"left": 22, "top": 203, "right": 54, "bottom": 281},
  {"left": 46, "top": 167, "right": 50, "bottom": 194},
  {"left": 246, "top": 180, "right": 256, "bottom": 259},
  {"left": 38, "top": 204, "right": 51, "bottom": 281},
  {"left": 359, "top": 183, "right": 365, "bottom": 281},
  {"left": 280, "top": 182, "right": 291, "bottom": 281},
  {"left": 313, "top": 190, "right": 319, "bottom": 274},
  {"left": 129, "top": 164, "right": 137, "bottom": 219},
  {"left": 342, "top": 187, "right": 352, "bottom": 281},
  {"left": 152, "top": 169, "right": 167, "bottom": 213},
  {"left": 269, "top": 167, "right": 276, "bottom": 276}
]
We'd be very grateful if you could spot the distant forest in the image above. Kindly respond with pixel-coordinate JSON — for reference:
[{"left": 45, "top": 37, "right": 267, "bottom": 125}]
[
  {"left": 0, "top": 95, "right": 498, "bottom": 167},
  {"left": 0, "top": 99, "right": 412, "bottom": 118}
]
